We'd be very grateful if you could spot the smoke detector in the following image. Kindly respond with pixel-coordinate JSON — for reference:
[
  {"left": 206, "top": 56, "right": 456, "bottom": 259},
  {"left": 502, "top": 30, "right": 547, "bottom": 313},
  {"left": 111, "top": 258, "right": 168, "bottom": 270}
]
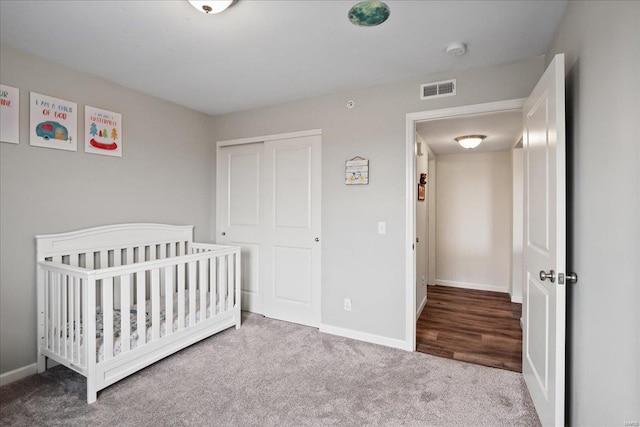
[{"left": 446, "top": 42, "right": 467, "bottom": 56}]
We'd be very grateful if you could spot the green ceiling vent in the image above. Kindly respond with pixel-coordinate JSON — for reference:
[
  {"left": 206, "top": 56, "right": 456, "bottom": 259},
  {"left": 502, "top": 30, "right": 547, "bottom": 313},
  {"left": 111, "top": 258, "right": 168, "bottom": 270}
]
[{"left": 348, "top": 1, "right": 390, "bottom": 27}]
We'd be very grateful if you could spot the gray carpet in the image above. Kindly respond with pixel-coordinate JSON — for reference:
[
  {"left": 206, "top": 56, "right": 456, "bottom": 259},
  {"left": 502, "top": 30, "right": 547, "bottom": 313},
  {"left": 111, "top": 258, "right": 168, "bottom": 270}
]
[{"left": 0, "top": 312, "right": 540, "bottom": 426}]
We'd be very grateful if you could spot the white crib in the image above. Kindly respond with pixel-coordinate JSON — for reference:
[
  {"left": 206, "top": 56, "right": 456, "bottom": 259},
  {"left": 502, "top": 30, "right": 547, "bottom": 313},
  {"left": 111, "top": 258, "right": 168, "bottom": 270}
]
[{"left": 36, "top": 223, "right": 241, "bottom": 403}]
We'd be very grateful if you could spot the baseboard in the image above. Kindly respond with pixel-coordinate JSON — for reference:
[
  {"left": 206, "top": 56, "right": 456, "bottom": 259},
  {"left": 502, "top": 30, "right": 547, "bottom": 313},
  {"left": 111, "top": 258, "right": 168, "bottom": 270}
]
[
  {"left": 416, "top": 294, "right": 427, "bottom": 318},
  {"left": 0, "top": 363, "right": 37, "bottom": 386},
  {"left": 319, "top": 323, "right": 409, "bottom": 351},
  {"left": 510, "top": 294, "right": 523, "bottom": 303},
  {"left": 435, "top": 279, "right": 508, "bottom": 294}
]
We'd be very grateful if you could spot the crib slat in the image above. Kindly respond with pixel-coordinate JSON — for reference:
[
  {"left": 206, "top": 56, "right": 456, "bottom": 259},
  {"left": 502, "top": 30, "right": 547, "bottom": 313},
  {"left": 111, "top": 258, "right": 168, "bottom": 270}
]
[
  {"left": 165, "top": 266, "right": 174, "bottom": 336},
  {"left": 44, "top": 271, "right": 50, "bottom": 351},
  {"left": 177, "top": 264, "right": 185, "bottom": 330},
  {"left": 227, "top": 254, "right": 234, "bottom": 310},
  {"left": 99, "top": 251, "right": 108, "bottom": 269},
  {"left": 61, "top": 274, "right": 68, "bottom": 359},
  {"left": 113, "top": 249, "right": 122, "bottom": 310},
  {"left": 69, "top": 254, "right": 79, "bottom": 267},
  {"left": 151, "top": 269, "right": 160, "bottom": 340},
  {"left": 136, "top": 271, "right": 146, "bottom": 346},
  {"left": 209, "top": 257, "right": 217, "bottom": 316},
  {"left": 74, "top": 277, "right": 81, "bottom": 364},
  {"left": 169, "top": 242, "right": 176, "bottom": 258},
  {"left": 199, "top": 259, "right": 207, "bottom": 320},
  {"left": 52, "top": 256, "right": 62, "bottom": 264},
  {"left": 219, "top": 256, "right": 227, "bottom": 314},
  {"left": 53, "top": 273, "right": 60, "bottom": 354},
  {"left": 188, "top": 261, "right": 196, "bottom": 326},
  {"left": 86, "top": 252, "right": 94, "bottom": 269},
  {"left": 159, "top": 244, "right": 166, "bottom": 298},
  {"left": 121, "top": 274, "right": 131, "bottom": 353},
  {"left": 126, "top": 248, "right": 135, "bottom": 303},
  {"left": 103, "top": 277, "right": 114, "bottom": 360},
  {"left": 235, "top": 252, "right": 241, "bottom": 310}
]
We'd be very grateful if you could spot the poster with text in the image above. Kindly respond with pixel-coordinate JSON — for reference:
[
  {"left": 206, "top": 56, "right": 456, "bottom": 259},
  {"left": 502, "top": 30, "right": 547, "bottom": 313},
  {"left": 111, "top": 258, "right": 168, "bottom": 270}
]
[
  {"left": 84, "top": 106, "right": 122, "bottom": 157},
  {"left": 30, "top": 92, "right": 77, "bottom": 151},
  {"left": 0, "top": 84, "right": 20, "bottom": 144}
]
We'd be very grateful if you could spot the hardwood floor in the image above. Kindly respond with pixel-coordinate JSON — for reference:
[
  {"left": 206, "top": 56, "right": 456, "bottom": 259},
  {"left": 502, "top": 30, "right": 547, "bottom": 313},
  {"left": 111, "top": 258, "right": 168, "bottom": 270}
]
[{"left": 416, "top": 285, "right": 523, "bottom": 372}]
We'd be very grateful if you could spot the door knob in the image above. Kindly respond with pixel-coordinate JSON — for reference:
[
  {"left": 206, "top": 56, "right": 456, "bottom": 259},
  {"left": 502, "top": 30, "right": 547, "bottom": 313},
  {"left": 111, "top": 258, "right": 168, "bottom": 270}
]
[
  {"left": 314, "top": 237, "right": 319, "bottom": 242},
  {"left": 221, "top": 232, "right": 226, "bottom": 236},
  {"left": 539, "top": 270, "right": 555, "bottom": 283}
]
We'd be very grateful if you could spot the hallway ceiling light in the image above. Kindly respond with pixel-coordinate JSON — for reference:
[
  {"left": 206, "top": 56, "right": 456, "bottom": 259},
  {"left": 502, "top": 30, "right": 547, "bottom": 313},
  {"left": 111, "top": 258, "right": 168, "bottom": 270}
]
[
  {"left": 188, "top": 0, "right": 234, "bottom": 14},
  {"left": 455, "top": 135, "right": 486, "bottom": 149}
]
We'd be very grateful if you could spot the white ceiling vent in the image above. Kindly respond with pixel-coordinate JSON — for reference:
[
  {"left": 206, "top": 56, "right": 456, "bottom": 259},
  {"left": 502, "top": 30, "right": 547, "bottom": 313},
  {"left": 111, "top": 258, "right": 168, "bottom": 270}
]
[{"left": 420, "top": 79, "right": 456, "bottom": 100}]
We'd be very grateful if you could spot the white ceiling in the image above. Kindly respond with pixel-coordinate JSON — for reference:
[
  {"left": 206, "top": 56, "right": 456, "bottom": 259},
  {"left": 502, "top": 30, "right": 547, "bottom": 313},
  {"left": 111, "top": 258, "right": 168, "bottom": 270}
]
[
  {"left": 416, "top": 110, "right": 523, "bottom": 155},
  {"left": 0, "top": 0, "right": 567, "bottom": 116}
]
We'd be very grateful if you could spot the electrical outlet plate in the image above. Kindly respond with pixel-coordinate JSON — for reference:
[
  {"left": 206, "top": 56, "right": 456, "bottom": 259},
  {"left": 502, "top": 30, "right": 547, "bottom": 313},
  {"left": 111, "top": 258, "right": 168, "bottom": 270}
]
[
  {"left": 344, "top": 298, "right": 352, "bottom": 311},
  {"left": 378, "top": 221, "right": 386, "bottom": 234}
]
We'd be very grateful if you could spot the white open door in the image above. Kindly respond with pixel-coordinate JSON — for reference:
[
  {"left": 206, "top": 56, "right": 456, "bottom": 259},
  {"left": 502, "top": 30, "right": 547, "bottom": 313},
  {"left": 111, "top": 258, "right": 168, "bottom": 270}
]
[{"left": 522, "top": 53, "right": 566, "bottom": 427}]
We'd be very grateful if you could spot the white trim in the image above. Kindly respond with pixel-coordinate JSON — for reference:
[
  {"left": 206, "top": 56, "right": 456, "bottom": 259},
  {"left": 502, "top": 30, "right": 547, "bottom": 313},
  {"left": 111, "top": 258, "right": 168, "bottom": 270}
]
[
  {"left": 416, "top": 294, "right": 427, "bottom": 318},
  {"left": 435, "top": 279, "right": 508, "bottom": 293},
  {"left": 0, "top": 363, "right": 37, "bottom": 386},
  {"left": 320, "top": 323, "right": 410, "bottom": 351},
  {"left": 511, "top": 294, "right": 523, "bottom": 304},
  {"left": 405, "top": 114, "right": 417, "bottom": 353},
  {"left": 216, "top": 129, "right": 322, "bottom": 148},
  {"left": 405, "top": 98, "right": 527, "bottom": 352}
]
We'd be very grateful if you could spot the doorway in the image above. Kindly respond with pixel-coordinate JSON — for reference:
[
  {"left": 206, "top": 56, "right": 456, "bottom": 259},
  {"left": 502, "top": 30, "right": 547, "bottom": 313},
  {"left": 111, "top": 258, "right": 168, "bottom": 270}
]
[{"left": 411, "top": 106, "right": 525, "bottom": 371}]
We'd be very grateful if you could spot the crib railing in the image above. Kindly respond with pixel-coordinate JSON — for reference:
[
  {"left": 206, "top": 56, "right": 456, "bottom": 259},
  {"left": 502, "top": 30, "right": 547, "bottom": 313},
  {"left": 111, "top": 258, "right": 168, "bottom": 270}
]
[{"left": 37, "top": 244, "right": 240, "bottom": 373}]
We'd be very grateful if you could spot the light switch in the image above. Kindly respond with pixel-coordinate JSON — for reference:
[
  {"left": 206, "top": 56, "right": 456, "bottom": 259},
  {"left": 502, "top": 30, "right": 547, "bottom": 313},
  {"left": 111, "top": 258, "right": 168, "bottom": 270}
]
[{"left": 378, "top": 221, "right": 386, "bottom": 234}]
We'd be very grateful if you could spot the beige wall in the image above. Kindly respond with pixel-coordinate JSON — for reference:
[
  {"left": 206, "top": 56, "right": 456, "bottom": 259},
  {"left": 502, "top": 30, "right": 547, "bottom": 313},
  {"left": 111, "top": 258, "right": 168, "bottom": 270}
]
[
  {"left": 545, "top": 1, "right": 640, "bottom": 424},
  {"left": 210, "top": 56, "right": 544, "bottom": 342},
  {"left": 0, "top": 45, "right": 214, "bottom": 374},
  {"left": 434, "top": 151, "right": 512, "bottom": 292}
]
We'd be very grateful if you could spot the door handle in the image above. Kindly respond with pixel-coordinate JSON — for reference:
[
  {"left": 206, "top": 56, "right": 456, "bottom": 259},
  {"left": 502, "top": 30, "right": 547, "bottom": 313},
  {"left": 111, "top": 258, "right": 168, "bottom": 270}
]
[
  {"left": 314, "top": 237, "right": 319, "bottom": 242},
  {"left": 221, "top": 232, "right": 226, "bottom": 236},
  {"left": 539, "top": 270, "right": 555, "bottom": 283}
]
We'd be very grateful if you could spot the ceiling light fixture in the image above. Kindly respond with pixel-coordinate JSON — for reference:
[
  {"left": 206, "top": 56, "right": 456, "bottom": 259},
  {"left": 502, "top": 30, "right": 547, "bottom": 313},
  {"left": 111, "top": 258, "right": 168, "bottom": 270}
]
[
  {"left": 188, "top": 0, "right": 234, "bottom": 14},
  {"left": 348, "top": 1, "right": 390, "bottom": 27},
  {"left": 455, "top": 135, "right": 486, "bottom": 149}
]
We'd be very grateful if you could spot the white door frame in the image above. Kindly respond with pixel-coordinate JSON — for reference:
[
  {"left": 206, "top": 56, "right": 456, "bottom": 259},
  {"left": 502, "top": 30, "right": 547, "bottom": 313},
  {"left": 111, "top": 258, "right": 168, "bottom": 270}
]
[{"left": 404, "top": 99, "right": 526, "bottom": 350}]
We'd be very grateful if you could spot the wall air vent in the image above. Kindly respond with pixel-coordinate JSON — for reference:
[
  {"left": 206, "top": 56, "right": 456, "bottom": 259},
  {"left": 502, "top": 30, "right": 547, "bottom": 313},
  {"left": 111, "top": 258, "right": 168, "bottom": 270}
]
[{"left": 420, "top": 79, "right": 456, "bottom": 100}]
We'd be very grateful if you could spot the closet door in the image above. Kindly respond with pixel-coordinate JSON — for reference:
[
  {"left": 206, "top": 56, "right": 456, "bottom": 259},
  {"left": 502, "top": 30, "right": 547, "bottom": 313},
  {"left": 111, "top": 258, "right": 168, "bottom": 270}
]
[
  {"left": 218, "top": 143, "right": 264, "bottom": 313},
  {"left": 262, "top": 135, "right": 321, "bottom": 327}
]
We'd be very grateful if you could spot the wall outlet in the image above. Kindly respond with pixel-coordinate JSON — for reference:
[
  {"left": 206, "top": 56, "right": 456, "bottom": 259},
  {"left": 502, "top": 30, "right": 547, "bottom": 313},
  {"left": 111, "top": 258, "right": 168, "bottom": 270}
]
[
  {"left": 378, "top": 221, "right": 386, "bottom": 234},
  {"left": 344, "top": 298, "right": 352, "bottom": 311}
]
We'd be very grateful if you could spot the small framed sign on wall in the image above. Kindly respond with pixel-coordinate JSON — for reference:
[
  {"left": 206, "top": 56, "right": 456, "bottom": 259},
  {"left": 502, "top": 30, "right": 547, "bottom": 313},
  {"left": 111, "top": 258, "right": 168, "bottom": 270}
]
[
  {"left": 30, "top": 92, "right": 77, "bottom": 151},
  {"left": 0, "top": 84, "right": 20, "bottom": 144},
  {"left": 345, "top": 156, "right": 369, "bottom": 185}
]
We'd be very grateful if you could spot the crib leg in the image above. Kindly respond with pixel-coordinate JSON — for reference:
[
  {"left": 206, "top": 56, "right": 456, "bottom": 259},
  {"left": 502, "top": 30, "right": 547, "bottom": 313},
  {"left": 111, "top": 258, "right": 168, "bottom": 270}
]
[
  {"left": 37, "top": 352, "right": 46, "bottom": 373},
  {"left": 87, "top": 382, "right": 97, "bottom": 404},
  {"left": 235, "top": 308, "right": 241, "bottom": 329}
]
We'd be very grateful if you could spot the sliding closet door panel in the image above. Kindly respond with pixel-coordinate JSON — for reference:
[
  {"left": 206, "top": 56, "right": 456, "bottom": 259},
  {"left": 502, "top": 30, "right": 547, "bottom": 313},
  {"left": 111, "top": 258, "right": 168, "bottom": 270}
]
[
  {"left": 218, "top": 143, "right": 264, "bottom": 314},
  {"left": 263, "top": 135, "right": 321, "bottom": 327}
]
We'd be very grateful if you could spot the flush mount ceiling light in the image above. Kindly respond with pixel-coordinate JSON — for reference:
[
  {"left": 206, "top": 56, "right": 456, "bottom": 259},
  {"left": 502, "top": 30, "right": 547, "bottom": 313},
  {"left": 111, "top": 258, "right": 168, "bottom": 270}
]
[
  {"left": 188, "top": 0, "right": 234, "bottom": 14},
  {"left": 348, "top": 1, "right": 390, "bottom": 27},
  {"left": 455, "top": 135, "right": 486, "bottom": 149}
]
